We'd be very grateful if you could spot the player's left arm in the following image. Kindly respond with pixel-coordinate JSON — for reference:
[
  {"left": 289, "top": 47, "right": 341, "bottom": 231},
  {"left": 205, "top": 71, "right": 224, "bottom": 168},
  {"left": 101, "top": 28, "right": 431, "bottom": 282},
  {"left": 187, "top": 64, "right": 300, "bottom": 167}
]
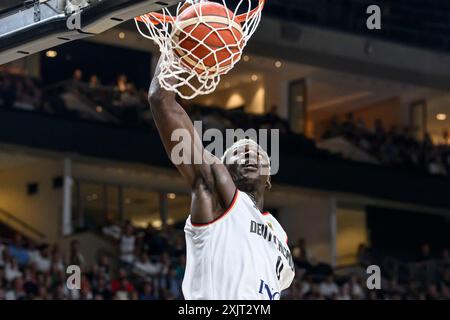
[{"left": 148, "top": 56, "right": 236, "bottom": 222}]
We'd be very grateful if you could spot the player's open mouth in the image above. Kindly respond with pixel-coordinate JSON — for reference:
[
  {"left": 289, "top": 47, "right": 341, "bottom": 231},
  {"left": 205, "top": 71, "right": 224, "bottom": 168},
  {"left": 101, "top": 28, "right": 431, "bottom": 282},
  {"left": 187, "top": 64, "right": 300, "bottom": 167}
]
[{"left": 243, "top": 163, "right": 259, "bottom": 171}]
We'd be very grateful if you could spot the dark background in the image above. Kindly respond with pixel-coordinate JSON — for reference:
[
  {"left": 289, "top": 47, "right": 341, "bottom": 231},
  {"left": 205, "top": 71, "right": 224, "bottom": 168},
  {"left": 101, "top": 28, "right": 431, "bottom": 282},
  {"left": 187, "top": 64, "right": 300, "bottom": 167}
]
[
  {"left": 367, "top": 206, "right": 450, "bottom": 260},
  {"left": 40, "top": 41, "right": 151, "bottom": 89}
]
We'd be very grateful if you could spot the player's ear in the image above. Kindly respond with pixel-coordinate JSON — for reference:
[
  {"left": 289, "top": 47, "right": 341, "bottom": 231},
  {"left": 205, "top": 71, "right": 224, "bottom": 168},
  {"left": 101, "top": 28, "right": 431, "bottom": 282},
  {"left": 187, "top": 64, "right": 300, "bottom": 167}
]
[{"left": 265, "top": 175, "right": 272, "bottom": 190}]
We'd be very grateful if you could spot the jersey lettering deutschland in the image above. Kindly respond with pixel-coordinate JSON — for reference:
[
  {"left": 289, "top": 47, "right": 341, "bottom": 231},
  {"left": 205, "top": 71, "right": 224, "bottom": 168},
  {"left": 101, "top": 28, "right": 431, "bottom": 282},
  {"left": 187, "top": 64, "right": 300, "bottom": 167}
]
[{"left": 183, "top": 190, "right": 295, "bottom": 300}]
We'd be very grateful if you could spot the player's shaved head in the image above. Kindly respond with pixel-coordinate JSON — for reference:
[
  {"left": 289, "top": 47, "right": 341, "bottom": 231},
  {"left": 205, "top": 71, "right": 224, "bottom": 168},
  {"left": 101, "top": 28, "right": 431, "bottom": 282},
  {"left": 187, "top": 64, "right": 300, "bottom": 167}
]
[
  {"left": 221, "top": 138, "right": 270, "bottom": 172},
  {"left": 221, "top": 138, "right": 271, "bottom": 192}
]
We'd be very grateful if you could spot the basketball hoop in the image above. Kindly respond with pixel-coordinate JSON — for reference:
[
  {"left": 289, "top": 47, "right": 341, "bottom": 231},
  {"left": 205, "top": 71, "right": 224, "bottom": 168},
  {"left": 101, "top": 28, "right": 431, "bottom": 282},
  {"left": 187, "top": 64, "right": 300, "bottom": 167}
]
[{"left": 135, "top": 0, "right": 265, "bottom": 99}]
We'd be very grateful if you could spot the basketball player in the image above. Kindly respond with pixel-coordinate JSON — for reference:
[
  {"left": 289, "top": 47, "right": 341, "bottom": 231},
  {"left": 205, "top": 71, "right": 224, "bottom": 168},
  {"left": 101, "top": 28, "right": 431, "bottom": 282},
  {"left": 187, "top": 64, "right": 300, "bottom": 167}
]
[{"left": 148, "top": 57, "right": 295, "bottom": 300}]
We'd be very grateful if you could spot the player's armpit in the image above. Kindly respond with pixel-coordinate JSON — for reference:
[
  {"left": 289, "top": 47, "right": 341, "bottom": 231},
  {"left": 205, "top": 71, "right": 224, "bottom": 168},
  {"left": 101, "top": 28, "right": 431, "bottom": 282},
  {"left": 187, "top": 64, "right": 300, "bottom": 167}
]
[{"left": 190, "top": 186, "right": 238, "bottom": 227}]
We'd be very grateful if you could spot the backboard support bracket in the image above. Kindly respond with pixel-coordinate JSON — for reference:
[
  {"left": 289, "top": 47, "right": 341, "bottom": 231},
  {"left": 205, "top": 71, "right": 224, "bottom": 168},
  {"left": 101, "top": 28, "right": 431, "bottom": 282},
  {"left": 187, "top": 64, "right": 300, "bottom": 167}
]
[{"left": 0, "top": 0, "right": 180, "bottom": 65}]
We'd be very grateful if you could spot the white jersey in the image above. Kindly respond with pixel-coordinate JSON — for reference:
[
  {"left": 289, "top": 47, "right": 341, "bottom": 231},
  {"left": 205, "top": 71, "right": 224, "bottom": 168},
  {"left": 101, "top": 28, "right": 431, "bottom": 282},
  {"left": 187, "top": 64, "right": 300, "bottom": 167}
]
[{"left": 183, "top": 190, "right": 295, "bottom": 300}]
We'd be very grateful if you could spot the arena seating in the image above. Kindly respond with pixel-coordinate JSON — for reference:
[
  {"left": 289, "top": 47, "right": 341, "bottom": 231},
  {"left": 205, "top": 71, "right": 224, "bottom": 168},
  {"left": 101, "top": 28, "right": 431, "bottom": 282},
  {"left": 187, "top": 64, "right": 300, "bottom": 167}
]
[{"left": 1, "top": 221, "right": 449, "bottom": 300}]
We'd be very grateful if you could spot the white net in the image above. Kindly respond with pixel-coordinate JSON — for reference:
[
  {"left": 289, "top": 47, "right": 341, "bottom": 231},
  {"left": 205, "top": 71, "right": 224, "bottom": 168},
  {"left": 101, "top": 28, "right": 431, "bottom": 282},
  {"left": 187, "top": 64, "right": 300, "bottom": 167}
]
[{"left": 135, "top": 0, "right": 265, "bottom": 99}]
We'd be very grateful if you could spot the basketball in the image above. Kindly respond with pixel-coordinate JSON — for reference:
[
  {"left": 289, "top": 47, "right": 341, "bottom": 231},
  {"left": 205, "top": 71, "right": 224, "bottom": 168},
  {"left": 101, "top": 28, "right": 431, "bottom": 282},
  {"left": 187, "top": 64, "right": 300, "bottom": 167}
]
[{"left": 172, "top": 2, "right": 244, "bottom": 75}]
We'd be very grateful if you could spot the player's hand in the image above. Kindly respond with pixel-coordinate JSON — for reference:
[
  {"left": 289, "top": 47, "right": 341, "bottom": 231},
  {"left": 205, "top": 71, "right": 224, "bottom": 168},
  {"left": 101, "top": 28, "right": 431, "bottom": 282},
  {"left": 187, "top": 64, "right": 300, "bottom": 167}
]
[{"left": 179, "top": 1, "right": 192, "bottom": 14}]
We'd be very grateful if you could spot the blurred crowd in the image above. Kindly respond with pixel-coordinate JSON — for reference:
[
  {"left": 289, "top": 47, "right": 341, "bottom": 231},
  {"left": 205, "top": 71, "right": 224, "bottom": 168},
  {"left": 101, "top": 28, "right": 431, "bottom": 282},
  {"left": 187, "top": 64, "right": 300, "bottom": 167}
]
[
  {"left": 2, "top": 67, "right": 450, "bottom": 179},
  {"left": 0, "top": 67, "right": 290, "bottom": 134},
  {"left": 0, "top": 68, "right": 42, "bottom": 112},
  {"left": 1, "top": 222, "right": 450, "bottom": 300},
  {"left": 0, "top": 222, "right": 186, "bottom": 300},
  {"left": 323, "top": 113, "right": 450, "bottom": 177},
  {"left": 66, "top": 69, "right": 291, "bottom": 134},
  {"left": 285, "top": 242, "right": 450, "bottom": 300}
]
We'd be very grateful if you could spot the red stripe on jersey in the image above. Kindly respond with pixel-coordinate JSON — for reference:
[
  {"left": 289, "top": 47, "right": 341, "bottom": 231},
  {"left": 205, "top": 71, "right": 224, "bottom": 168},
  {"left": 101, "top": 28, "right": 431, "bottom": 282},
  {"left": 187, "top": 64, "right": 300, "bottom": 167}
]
[{"left": 191, "top": 189, "right": 239, "bottom": 227}]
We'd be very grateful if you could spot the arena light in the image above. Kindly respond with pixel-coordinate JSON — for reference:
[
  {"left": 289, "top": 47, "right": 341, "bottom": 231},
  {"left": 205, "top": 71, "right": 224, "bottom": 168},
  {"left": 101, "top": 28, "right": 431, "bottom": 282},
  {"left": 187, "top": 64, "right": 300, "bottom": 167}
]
[
  {"left": 118, "top": 32, "right": 126, "bottom": 39},
  {"left": 275, "top": 60, "right": 282, "bottom": 68},
  {"left": 45, "top": 50, "right": 57, "bottom": 58},
  {"left": 243, "top": 55, "right": 250, "bottom": 62},
  {"left": 152, "top": 220, "right": 163, "bottom": 229},
  {"left": 167, "top": 193, "right": 176, "bottom": 200},
  {"left": 251, "top": 74, "right": 258, "bottom": 82},
  {"left": 436, "top": 113, "right": 447, "bottom": 121}
]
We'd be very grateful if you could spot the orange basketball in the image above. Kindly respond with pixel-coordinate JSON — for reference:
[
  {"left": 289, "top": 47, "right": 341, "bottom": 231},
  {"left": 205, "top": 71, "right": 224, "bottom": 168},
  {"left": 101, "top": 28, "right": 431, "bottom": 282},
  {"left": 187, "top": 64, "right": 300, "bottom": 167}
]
[{"left": 172, "top": 2, "right": 244, "bottom": 75}]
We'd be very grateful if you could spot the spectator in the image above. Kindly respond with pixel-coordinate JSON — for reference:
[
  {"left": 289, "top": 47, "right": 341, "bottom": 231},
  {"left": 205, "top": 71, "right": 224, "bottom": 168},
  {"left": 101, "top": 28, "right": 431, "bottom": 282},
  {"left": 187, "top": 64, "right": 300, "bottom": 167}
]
[
  {"left": 349, "top": 274, "right": 365, "bottom": 299},
  {"left": 140, "top": 281, "right": 156, "bottom": 300},
  {"left": 102, "top": 214, "right": 121, "bottom": 240},
  {"left": 4, "top": 257, "right": 22, "bottom": 283},
  {"left": 133, "top": 252, "right": 161, "bottom": 278},
  {"left": 292, "top": 238, "right": 313, "bottom": 273},
  {"left": 112, "top": 276, "right": 135, "bottom": 300},
  {"left": 300, "top": 274, "right": 313, "bottom": 296},
  {"left": 336, "top": 282, "right": 352, "bottom": 300},
  {"left": 5, "top": 277, "right": 26, "bottom": 300},
  {"left": 304, "top": 283, "right": 324, "bottom": 300},
  {"left": 119, "top": 224, "right": 136, "bottom": 266},
  {"left": 97, "top": 254, "right": 111, "bottom": 280},
  {"left": 32, "top": 245, "right": 51, "bottom": 273},
  {"left": 23, "top": 269, "right": 38, "bottom": 298},
  {"left": 159, "top": 267, "right": 182, "bottom": 300},
  {"left": 7, "top": 234, "right": 30, "bottom": 266},
  {"left": 0, "top": 242, "right": 5, "bottom": 267},
  {"left": 341, "top": 112, "right": 356, "bottom": 137},
  {"left": 115, "top": 74, "right": 128, "bottom": 93},
  {"left": 297, "top": 238, "right": 313, "bottom": 263},
  {"left": 13, "top": 78, "right": 41, "bottom": 111},
  {"left": 373, "top": 118, "right": 385, "bottom": 138},
  {"left": 0, "top": 267, "right": 5, "bottom": 288},
  {"left": 73, "top": 69, "right": 83, "bottom": 82},
  {"left": 92, "top": 276, "right": 113, "bottom": 300},
  {"left": 89, "top": 75, "right": 101, "bottom": 89},
  {"left": 69, "top": 240, "right": 85, "bottom": 270},
  {"left": 319, "top": 274, "right": 339, "bottom": 298},
  {"left": 426, "top": 283, "right": 440, "bottom": 300},
  {"left": 417, "top": 244, "right": 433, "bottom": 262},
  {"left": 159, "top": 251, "right": 172, "bottom": 278},
  {"left": 441, "top": 249, "right": 450, "bottom": 268},
  {"left": 428, "top": 153, "right": 447, "bottom": 176},
  {"left": 50, "top": 245, "right": 65, "bottom": 272},
  {"left": 356, "top": 243, "right": 372, "bottom": 267},
  {"left": 53, "top": 284, "right": 68, "bottom": 300}
]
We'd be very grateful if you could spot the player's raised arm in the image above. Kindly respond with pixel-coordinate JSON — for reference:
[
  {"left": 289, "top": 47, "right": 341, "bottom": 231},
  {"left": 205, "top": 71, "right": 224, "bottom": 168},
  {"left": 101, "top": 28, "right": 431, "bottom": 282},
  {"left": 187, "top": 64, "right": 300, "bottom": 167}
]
[{"left": 148, "top": 57, "right": 236, "bottom": 222}]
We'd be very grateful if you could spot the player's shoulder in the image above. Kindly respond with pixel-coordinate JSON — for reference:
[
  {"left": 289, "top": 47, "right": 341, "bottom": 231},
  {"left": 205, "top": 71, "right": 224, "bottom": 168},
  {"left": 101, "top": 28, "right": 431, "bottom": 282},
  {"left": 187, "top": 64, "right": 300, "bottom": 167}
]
[
  {"left": 264, "top": 213, "right": 289, "bottom": 243},
  {"left": 268, "top": 214, "right": 283, "bottom": 230}
]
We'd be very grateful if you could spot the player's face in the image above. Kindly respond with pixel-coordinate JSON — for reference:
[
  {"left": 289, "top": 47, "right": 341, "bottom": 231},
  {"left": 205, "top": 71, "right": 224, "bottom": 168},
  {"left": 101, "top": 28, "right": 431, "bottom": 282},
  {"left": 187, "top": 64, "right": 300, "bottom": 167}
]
[{"left": 224, "top": 143, "right": 270, "bottom": 191}]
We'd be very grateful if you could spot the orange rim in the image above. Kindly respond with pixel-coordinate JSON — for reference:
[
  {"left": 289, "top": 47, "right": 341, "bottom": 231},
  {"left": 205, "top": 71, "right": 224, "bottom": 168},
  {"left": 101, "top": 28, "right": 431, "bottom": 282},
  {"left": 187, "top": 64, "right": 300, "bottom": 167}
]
[{"left": 135, "top": 0, "right": 265, "bottom": 25}]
